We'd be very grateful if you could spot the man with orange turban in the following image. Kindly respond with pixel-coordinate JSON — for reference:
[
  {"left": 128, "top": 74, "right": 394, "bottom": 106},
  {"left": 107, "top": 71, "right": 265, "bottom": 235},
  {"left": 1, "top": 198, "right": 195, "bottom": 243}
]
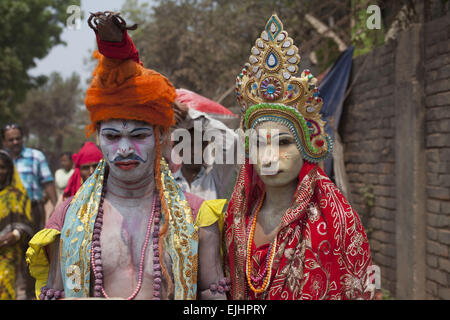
[{"left": 26, "top": 12, "right": 228, "bottom": 300}]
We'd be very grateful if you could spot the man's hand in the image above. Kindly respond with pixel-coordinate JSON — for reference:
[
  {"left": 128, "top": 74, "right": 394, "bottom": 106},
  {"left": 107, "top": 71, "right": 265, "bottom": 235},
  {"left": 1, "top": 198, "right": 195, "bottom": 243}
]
[
  {"left": 97, "top": 20, "right": 123, "bottom": 42},
  {"left": 198, "top": 222, "right": 228, "bottom": 300},
  {"left": 173, "top": 101, "right": 189, "bottom": 126},
  {"left": 0, "top": 231, "right": 19, "bottom": 249},
  {"left": 88, "top": 11, "right": 137, "bottom": 43},
  {"left": 88, "top": 11, "right": 123, "bottom": 42}
]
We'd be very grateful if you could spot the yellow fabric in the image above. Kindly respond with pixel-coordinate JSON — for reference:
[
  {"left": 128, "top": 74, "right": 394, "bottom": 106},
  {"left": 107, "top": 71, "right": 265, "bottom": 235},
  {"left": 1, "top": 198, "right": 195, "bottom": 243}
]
[
  {"left": 0, "top": 165, "right": 31, "bottom": 300},
  {"left": 0, "top": 244, "right": 21, "bottom": 300},
  {"left": 25, "top": 228, "right": 61, "bottom": 299},
  {"left": 195, "top": 199, "right": 227, "bottom": 232},
  {"left": 195, "top": 199, "right": 227, "bottom": 261},
  {"left": 0, "top": 167, "right": 32, "bottom": 222}
]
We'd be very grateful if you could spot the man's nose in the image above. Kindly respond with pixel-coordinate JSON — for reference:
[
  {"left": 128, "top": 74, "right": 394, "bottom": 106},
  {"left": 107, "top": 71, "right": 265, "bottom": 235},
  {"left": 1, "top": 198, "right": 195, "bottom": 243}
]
[{"left": 117, "top": 138, "right": 134, "bottom": 157}]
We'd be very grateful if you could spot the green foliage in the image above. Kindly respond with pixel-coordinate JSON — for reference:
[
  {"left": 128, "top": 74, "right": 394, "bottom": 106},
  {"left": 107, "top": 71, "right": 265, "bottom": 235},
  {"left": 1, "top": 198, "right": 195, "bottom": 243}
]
[
  {"left": 360, "top": 184, "right": 375, "bottom": 208},
  {"left": 0, "top": 0, "right": 80, "bottom": 126},
  {"left": 315, "top": 39, "right": 341, "bottom": 73},
  {"left": 359, "top": 183, "right": 375, "bottom": 236},
  {"left": 351, "top": 0, "right": 385, "bottom": 57},
  {"left": 381, "top": 288, "right": 394, "bottom": 300}
]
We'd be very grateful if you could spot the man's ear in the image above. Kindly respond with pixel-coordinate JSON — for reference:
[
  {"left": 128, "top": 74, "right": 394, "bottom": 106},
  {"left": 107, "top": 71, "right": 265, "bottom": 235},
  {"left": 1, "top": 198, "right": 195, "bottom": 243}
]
[{"left": 96, "top": 130, "right": 101, "bottom": 146}]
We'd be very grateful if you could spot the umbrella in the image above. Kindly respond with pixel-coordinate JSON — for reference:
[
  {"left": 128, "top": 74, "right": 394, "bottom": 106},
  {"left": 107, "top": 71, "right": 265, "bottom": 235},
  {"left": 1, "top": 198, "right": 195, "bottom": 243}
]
[{"left": 175, "top": 88, "right": 238, "bottom": 118}]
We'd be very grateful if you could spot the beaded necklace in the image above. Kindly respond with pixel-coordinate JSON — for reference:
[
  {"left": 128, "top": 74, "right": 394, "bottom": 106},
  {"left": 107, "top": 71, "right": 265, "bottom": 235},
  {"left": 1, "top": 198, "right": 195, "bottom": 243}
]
[
  {"left": 90, "top": 180, "right": 162, "bottom": 300},
  {"left": 245, "top": 191, "right": 278, "bottom": 294}
]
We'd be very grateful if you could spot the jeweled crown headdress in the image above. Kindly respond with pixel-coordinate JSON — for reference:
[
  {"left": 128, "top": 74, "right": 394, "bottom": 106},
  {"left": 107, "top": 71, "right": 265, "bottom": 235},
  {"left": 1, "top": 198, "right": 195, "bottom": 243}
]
[{"left": 236, "top": 14, "right": 332, "bottom": 163}]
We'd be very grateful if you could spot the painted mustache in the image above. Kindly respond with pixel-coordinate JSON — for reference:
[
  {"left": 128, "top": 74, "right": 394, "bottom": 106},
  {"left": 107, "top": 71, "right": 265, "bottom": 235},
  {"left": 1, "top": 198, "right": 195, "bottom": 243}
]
[{"left": 112, "top": 154, "right": 146, "bottom": 163}]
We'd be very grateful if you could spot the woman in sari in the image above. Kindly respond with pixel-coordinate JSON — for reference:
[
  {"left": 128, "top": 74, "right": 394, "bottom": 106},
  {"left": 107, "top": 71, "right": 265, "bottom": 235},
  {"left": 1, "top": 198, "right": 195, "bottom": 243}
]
[
  {"left": 0, "top": 150, "right": 32, "bottom": 299},
  {"left": 223, "top": 15, "right": 374, "bottom": 300}
]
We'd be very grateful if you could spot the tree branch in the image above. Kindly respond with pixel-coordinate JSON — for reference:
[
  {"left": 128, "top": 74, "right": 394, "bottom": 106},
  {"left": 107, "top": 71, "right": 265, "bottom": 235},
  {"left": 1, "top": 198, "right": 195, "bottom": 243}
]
[
  {"left": 215, "top": 85, "right": 235, "bottom": 105},
  {"left": 305, "top": 13, "right": 348, "bottom": 52}
]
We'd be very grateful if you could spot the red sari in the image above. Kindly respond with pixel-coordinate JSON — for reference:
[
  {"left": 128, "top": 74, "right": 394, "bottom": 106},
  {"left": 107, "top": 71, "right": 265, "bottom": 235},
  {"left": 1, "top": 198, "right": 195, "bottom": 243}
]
[{"left": 224, "top": 160, "right": 374, "bottom": 300}]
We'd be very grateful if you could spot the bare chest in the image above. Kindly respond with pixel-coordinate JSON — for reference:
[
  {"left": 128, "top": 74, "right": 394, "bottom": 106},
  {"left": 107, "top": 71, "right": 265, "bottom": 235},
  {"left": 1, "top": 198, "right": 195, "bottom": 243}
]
[{"left": 96, "top": 200, "right": 168, "bottom": 299}]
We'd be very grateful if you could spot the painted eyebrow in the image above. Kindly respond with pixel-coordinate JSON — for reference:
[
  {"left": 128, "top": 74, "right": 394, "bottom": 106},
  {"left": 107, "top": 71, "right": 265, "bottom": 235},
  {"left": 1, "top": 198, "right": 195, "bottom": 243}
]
[
  {"left": 101, "top": 128, "right": 152, "bottom": 134},
  {"left": 274, "top": 133, "right": 293, "bottom": 138},
  {"left": 101, "top": 128, "right": 120, "bottom": 133},
  {"left": 256, "top": 132, "right": 292, "bottom": 139},
  {"left": 130, "top": 128, "right": 153, "bottom": 134}
]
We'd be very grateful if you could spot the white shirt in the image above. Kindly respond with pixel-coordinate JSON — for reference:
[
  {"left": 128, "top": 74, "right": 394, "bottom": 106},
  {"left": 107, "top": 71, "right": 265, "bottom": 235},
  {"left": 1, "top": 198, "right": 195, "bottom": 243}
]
[{"left": 54, "top": 168, "right": 74, "bottom": 197}]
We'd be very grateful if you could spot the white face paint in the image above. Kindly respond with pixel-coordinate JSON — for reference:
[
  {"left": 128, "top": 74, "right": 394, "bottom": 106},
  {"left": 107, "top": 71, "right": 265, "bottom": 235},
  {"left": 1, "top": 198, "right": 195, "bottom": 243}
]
[
  {"left": 254, "top": 121, "right": 303, "bottom": 188},
  {"left": 98, "top": 119, "right": 156, "bottom": 183}
]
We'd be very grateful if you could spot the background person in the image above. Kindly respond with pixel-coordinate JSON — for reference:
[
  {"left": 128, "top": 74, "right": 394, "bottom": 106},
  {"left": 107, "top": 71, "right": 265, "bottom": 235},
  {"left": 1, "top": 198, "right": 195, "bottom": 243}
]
[
  {"left": 0, "top": 150, "right": 32, "bottom": 300},
  {"left": 1, "top": 123, "right": 57, "bottom": 232},
  {"left": 63, "top": 142, "right": 103, "bottom": 199},
  {"left": 54, "top": 152, "right": 74, "bottom": 199},
  {"left": 172, "top": 100, "right": 238, "bottom": 201}
]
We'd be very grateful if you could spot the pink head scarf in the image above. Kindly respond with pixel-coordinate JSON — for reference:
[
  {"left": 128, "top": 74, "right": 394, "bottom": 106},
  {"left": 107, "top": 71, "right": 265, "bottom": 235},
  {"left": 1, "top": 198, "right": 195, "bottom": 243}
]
[{"left": 63, "top": 142, "right": 103, "bottom": 198}]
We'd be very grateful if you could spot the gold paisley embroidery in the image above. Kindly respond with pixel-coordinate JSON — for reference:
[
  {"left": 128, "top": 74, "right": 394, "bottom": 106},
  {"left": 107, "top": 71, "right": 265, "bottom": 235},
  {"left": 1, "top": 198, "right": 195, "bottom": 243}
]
[{"left": 159, "top": 158, "right": 198, "bottom": 299}]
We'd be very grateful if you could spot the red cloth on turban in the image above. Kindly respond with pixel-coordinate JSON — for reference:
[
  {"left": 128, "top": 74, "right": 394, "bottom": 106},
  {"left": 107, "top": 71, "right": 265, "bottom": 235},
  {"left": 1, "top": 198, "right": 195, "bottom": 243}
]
[
  {"left": 63, "top": 142, "right": 103, "bottom": 198},
  {"left": 95, "top": 31, "right": 142, "bottom": 65}
]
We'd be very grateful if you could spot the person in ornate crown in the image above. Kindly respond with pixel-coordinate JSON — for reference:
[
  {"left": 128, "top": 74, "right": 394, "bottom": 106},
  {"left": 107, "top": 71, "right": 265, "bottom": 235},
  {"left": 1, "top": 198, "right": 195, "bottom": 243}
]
[
  {"left": 223, "top": 14, "right": 375, "bottom": 300},
  {"left": 26, "top": 11, "right": 227, "bottom": 300}
]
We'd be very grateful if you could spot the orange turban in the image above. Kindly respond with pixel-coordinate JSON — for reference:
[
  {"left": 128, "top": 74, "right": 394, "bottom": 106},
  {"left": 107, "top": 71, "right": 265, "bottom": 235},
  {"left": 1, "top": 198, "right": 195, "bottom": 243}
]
[{"left": 84, "top": 50, "right": 176, "bottom": 136}]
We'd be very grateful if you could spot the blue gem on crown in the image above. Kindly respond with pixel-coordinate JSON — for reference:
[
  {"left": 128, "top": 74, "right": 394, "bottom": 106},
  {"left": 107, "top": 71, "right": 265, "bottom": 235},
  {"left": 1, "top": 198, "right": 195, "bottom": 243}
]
[
  {"left": 265, "top": 15, "right": 282, "bottom": 41},
  {"left": 267, "top": 84, "right": 276, "bottom": 94},
  {"left": 266, "top": 52, "right": 278, "bottom": 68}
]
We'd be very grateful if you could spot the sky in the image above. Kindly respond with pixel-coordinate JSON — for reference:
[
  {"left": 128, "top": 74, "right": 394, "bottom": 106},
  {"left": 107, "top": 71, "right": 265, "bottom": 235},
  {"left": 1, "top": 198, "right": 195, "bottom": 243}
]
[{"left": 29, "top": 0, "right": 150, "bottom": 88}]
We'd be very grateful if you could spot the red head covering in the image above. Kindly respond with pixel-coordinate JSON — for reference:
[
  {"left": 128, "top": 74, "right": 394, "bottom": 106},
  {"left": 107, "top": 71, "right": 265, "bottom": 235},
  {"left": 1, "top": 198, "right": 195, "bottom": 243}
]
[
  {"left": 63, "top": 142, "right": 103, "bottom": 198},
  {"left": 224, "top": 160, "right": 374, "bottom": 300}
]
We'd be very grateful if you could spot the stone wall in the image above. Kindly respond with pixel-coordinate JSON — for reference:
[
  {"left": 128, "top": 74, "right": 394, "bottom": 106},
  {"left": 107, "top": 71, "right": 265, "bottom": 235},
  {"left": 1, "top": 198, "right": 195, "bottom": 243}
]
[
  {"left": 424, "top": 14, "right": 450, "bottom": 300},
  {"left": 339, "top": 12, "right": 450, "bottom": 299},
  {"left": 340, "top": 41, "right": 397, "bottom": 296}
]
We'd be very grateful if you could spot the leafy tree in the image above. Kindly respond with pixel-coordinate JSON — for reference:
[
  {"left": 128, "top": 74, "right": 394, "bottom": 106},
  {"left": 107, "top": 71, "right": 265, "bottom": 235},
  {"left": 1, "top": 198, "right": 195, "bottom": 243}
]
[
  {"left": 120, "top": 0, "right": 414, "bottom": 109},
  {"left": 120, "top": 0, "right": 380, "bottom": 108},
  {"left": 0, "top": 0, "right": 81, "bottom": 126},
  {"left": 351, "top": 0, "right": 386, "bottom": 57},
  {"left": 15, "top": 72, "right": 90, "bottom": 169}
]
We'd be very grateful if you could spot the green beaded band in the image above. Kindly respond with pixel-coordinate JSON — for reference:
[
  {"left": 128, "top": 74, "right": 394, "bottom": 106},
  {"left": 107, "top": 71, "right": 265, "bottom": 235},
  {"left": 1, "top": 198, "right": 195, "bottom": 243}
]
[{"left": 244, "top": 103, "right": 332, "bottom": 162}]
